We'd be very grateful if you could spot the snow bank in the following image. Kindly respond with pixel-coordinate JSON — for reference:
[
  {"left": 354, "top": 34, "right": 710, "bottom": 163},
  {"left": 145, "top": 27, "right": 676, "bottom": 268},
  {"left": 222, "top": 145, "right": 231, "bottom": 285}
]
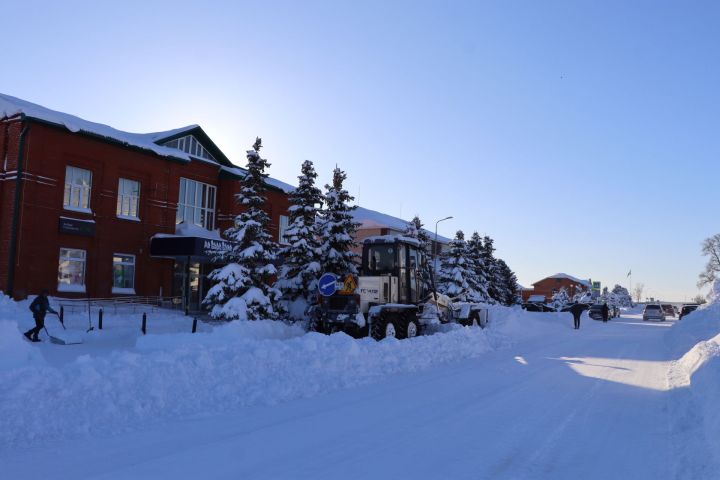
[
  {"left": 666, "top": 291, "right": 720, "bottom": 472},
  {"left": 0, "top": 293, "right": 45, "bottom": 370},
  {"left": 0, "top": 301, "right": 575, "bottom": 449}
]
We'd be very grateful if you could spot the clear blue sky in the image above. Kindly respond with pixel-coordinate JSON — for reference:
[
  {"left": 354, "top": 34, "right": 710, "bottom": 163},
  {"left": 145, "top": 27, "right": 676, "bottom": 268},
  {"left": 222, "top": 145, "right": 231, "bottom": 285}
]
[{"left": 4, "top": 0, "right": 718, "bottom": 301}]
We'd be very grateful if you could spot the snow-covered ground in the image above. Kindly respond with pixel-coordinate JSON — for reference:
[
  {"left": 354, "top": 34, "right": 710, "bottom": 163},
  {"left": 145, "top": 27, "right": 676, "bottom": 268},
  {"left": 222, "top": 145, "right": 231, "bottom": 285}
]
[{"left": 2, "top": 293, "right": 720, "bottom": 479}]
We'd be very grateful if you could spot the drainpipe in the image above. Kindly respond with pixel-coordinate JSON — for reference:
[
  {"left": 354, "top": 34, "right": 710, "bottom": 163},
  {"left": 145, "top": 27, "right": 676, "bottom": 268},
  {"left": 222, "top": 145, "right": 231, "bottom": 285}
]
[{"left": 6, "top": 116, "right": 30, "bottom": 298}]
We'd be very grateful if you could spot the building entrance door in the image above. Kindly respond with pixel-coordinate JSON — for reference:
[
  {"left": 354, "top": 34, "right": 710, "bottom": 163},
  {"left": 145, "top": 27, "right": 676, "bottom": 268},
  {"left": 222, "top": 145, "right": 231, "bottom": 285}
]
[{"left": 173, "top": 260, "right": 211, "bottom": 312}]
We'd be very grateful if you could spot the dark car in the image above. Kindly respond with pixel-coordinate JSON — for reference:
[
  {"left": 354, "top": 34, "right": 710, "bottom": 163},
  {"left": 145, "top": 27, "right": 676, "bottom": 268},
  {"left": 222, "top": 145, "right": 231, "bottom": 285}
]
[
  {"left": 523, "top": 303, "right": 556, "bottom": 312},
  {"left": 588, "top": 304, "right": 610, "bottom": 320},
  {"left": 679, "top": 304, "right": 699, "bottom": 320},
  {"left": 661, "top": 304, "right": 675, "bottom": 318}
]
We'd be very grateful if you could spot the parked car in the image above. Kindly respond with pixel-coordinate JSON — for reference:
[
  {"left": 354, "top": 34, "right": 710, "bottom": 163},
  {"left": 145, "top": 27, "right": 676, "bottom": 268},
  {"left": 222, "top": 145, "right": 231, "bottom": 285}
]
[
  {"left": 679, "top": 304, "right": 699, "bottom": 320},
  {"left": 588, "top": 304, "right": 611, "bottom": 320},
  {"left": 523, "top": 303, "right": 556, "bottom": 312},
  {"left": 643, "top": 304, "right": 666, "bottom": 322},
  {"left": 661, "top": 304, "right": 675, "bottom": 318}
]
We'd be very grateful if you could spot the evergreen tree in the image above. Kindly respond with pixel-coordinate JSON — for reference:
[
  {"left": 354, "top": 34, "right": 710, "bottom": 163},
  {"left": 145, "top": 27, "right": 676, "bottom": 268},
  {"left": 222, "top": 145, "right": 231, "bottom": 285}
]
[
  {"left": 481, "top": 235, "right": 502, "bottom": 303},
  {"left": 317, "top": 167, "right": 360, "bottom": 276},
  {"left": 551, "top": 286, "right": 570, "bottom": 310},
  {"left": 204, "top": 138, "right": 280, "bottom": 320},
  {"left": 276, "top": 160, "right": 324, "bottom": 314},
  {"left": 466, "top": 232, "right": 490, "bottom": 302},
  {"left": 404, "top": 216, "right": 432, "bottom": 294},
  {"left": 611, "top": 284, "right": 632, "bottom": 307},
  {"left": 438, "top": 230, "right": 481, "bottom": 301},
  {"left": 496, "top": 258, "right": 520, "bottom": 306}
]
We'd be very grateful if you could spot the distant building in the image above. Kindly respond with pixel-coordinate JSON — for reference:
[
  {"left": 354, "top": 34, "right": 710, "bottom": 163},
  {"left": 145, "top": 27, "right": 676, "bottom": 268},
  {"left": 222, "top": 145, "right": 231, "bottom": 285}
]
[
  {"left": 351, "top": 207, "right": 450, "bottom": 257},
  {"left": 521, "top": 273, "right": 591, "bottom": 303}
]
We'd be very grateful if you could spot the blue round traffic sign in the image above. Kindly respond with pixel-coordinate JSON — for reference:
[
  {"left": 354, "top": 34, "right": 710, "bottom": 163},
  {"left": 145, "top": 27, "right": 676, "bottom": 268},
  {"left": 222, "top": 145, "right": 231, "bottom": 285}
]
[{"left": 318, "top": 273, "right": 338, "bottom": 297}]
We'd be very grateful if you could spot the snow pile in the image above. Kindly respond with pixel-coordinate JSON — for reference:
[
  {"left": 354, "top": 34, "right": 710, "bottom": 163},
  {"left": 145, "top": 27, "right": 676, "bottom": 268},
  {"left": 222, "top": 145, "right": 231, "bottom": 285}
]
[
  {"left": 666, "top": 291, "right": 720, "bottom": 472},
  {"left": 0, "top": 294, "right": 45, "bottom": 370},
  {"left": 0, "top": 303, "right": 575, "bottom": 449}
]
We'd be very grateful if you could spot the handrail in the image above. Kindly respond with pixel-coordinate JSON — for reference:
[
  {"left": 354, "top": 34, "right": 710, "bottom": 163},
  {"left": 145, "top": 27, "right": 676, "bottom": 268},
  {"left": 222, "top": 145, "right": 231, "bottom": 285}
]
[{"left": 55, "top": 296, "right": 183, "bottom": 315}]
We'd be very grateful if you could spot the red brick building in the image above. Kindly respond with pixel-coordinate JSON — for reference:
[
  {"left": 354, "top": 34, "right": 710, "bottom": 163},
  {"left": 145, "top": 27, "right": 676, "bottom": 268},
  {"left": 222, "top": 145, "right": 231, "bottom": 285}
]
[
  {"left": 521, "top": 273, "right": 591, "bottom": 303},
  {"left": 0, "top": 94, "right": 290, "bottom": 310},
  {"left": 351, "top": 206, "right": 450, "bottom": 257}
]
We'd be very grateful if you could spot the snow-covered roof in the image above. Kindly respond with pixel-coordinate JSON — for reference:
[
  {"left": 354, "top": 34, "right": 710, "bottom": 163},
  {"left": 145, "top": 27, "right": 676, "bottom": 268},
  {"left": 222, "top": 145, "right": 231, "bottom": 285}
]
[
  {"left": 527, "top": 295, "right": 546, "bottom": 303},
  {"left": 220, "top": 165, "right": 296, "bottom": 193},
  {"left": 535, "top": 273, "right": 591, "bottom": 287},
  {"left": 352, "top": 206, "right": 450, "bottom": 244},
  {"left": 0, "top": 93, "right": 193, "bottom": 162}
]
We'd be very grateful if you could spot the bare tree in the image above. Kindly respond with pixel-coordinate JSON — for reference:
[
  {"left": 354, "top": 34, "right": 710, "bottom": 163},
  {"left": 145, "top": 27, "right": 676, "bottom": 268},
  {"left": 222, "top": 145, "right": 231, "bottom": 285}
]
[
  {"left": 698, "top": 233, "right": 720, "bottom": 288},
  {"left": 633, "top": 283, "right": 645, "bottom": 303},
  {"left": 692, "top": 294, "right": 707, "bottom": 305}
]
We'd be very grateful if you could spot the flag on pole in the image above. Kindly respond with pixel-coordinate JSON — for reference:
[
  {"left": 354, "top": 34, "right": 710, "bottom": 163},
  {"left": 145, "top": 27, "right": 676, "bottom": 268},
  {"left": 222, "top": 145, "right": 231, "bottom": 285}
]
[{"left": 627, "top": 269, "right": 632, "bottom": 277}]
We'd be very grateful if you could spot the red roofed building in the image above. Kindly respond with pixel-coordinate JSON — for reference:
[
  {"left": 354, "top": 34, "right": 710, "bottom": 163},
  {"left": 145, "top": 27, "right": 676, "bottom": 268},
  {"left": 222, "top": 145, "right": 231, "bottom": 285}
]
[{"left": 521, "top": 273, "right": 591, "bottom": 303}]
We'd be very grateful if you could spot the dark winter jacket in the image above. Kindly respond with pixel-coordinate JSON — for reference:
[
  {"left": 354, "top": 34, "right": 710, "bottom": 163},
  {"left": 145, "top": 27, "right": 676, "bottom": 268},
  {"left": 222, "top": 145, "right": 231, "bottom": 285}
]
[
  {"left": 601, "top": 304, "right": 610, "bottom": 319},
  {"left": 29, "top": 295, "right": 57, "bottom": 319},
  {"left": 569, "top": 303, "right": 586, "bottom": 319}
]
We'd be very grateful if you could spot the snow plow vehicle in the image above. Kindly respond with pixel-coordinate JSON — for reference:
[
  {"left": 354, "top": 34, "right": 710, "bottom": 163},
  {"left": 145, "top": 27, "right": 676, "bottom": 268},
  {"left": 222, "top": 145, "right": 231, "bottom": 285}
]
[{"left": 308, "top": 235, "right": 489, "bottom": 340}]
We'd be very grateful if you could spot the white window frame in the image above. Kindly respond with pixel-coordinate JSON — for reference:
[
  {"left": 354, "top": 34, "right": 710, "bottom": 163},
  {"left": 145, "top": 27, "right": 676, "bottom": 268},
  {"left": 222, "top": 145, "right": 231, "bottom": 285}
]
[
  {"left": 116, "top": 178, "right": 141, "bottom": 221},
  {"left": 176, "top": 177, "right": 216, "bottom": 230},
  {"left": 112, "top": 253, "right": 136, "bottom": 294},
  {"left": 57, "top": 248, "right": 87, "bottom": 293},
  {"left": 164, "top": 135, "right": 216, "bottom": 162},
  {"left": 278, "top": 215, "right": 290, "bottom": 244},
  {"left": 63, "top": 166, "right": 92, "bottom": 213}
]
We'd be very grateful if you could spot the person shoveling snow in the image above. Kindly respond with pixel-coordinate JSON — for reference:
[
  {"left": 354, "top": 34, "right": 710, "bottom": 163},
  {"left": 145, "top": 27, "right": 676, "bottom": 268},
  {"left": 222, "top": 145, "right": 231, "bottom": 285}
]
[
  {"left": 23, "top": 290, "right": 57, "bottom": 343},
  {"left": 23, "top": 291, "right": 82, "bottom": 345}
]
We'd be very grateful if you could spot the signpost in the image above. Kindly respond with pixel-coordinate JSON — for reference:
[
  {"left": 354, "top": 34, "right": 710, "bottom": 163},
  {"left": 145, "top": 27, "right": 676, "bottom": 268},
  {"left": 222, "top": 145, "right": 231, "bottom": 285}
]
[{"left": 318, "top": 273, "right": 338, "bottom": 297}]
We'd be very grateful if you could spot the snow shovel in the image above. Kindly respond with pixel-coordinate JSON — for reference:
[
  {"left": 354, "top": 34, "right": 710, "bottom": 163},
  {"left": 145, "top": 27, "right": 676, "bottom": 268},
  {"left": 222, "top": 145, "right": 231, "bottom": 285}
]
[{"left": 43, "top": 314, "right": 83, "bottom": 345}]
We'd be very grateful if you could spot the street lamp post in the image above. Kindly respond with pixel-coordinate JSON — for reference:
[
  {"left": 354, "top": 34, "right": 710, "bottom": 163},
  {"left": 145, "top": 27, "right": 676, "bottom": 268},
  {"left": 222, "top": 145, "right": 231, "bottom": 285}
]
[{"left": 433, "top": 216, "right": 453, "bottom": 276}]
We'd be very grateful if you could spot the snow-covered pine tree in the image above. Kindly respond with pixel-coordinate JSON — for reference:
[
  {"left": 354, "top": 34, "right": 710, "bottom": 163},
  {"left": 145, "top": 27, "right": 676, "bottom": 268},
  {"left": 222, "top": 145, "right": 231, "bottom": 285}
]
[
  {"left": 276, "top": 160, "right": 324, "bottom": 318},
  {"left": 438, "top": 230, "right": 480, "bottom": 301},
  {"left": 611, "top": 284, "right": 632, "bottom": 307},
  {"left": 551, "top": 286, "right": 570, "bottom": 310},
  {"left": 204, "top": 138, "right": 280, "bottom": 321},
  {"left": 317, "top": 167, "right": 360, "bottom": 276},
  {"left": 481, "top": 235, "right": 502, "bottom": 303},
  {"left": 404, "top": 216, "right": 432, "bottom": 294},
  {"left": 496, "top": 258, "right": 520, "bottom": 306},
  {"left": 466, "top": 232, "right": 490, "bottom": 302}
]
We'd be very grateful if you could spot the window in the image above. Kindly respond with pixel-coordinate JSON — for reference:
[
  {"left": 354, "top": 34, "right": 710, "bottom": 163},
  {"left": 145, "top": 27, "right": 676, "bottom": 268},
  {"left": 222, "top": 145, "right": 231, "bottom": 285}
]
[
  {"left": 164, "top": 135, "right": 216, "bottom": 162},
  {"left": 63, "top": 166, "right": 92, "bottom": 211},
  {"left": 112, "top": 254, "right": 135, "bottom": 293},
  {"left": 176, "top": 178, "right": 216, "bottom": 230},
  {"left": 366, "top": 245, "right": 397, "bottom": 273},
  {"left": 116, "top": 178, "right": 140, "bottom": 219},
  {"left": 279, "top": 215, "right": 289, "bottom": 244},
  {"left": 58, "top": 248, "right": 86, "bottom": 292}
]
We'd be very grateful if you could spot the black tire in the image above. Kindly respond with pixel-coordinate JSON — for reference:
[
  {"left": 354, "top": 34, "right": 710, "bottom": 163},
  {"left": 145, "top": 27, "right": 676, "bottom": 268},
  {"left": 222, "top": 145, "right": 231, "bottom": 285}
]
[
  {"left": 370, "top": 314, "right": 398, "bottom": 340},
  {"left": 468, "top": 311, "right": 487, "bottom": 329},
  {"left": 397, "top": 316, "right": 419, "bottom": 339}
]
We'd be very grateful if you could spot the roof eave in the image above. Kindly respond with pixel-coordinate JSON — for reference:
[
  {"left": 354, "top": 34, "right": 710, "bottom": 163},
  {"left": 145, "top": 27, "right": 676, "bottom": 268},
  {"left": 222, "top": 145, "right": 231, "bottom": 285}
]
[{"left": 25, "top": 116, "right": 190, "bottom": 165}]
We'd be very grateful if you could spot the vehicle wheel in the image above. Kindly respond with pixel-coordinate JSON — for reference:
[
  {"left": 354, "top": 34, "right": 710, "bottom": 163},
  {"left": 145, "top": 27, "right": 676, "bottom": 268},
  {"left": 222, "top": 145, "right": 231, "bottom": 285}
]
[
  {"left": 308, "top": 318, "right": 326, "bottom": 334},
  {"left": 370, "top": 314, "right": 398, "bottom": 340},
  {"left": 471, "top": 311, "right": 487, "bottom": 329},
  {"left": 397, "top": 316, "right": 419, "bottom": 339}
]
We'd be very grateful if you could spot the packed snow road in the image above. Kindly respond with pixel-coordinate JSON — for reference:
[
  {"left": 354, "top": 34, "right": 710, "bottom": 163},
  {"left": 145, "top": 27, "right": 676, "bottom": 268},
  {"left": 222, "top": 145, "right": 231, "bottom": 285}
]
[{"left": 4, "top": 311, "right": 695, "bottom": 480}]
